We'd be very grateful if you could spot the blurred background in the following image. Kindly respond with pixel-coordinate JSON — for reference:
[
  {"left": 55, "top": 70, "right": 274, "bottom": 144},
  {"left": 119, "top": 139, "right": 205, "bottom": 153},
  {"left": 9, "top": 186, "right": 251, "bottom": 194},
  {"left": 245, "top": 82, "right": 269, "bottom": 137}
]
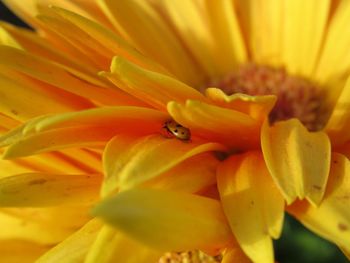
[{"left": 0, "top": 2, "right": 348, "bottom": 263}]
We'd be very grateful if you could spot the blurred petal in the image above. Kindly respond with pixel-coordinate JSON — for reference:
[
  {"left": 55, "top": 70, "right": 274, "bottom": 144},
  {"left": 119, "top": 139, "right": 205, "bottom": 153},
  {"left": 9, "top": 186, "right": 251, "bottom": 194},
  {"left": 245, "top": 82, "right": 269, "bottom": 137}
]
[
  {"left": 221, "top": 246, "right": 251, "bottom": 263},
  {"left": 144, "top": 153, "right": 219, "bottom": 193},
  {"left": 217, "top": 152, "right": 284, "bottom": 263},
  {"left": 102, "top": 134, "right": 226, "bottom": 195},
  {"left": 0, "top": 173, "right": 101, "bottom": 207},
  {"left": 93, "top": 188, "right": 233, "bottom": 252},
  {"left": 287, "top": 153, "right": 350, "bottom": 251},
  {"left": 85, "top": 226, "right": 161, "bottom": 263},
  {"left": 261, "top": 119, "right": 331, "bottom": 205},
  {"left": 205, "top": 88, "right": 276, "bottom": 122},
  {"left": 168, "top": 100, "right": 260, "bottom": 149},
  {"left": 0, "top": 240, "right": 49, "bottom": 263},
  {"left": 101, "top": 57, "right": 205, "bottom": 111},
  {"left": 35, "top": 219, "right": 102, "bottom": 263}
]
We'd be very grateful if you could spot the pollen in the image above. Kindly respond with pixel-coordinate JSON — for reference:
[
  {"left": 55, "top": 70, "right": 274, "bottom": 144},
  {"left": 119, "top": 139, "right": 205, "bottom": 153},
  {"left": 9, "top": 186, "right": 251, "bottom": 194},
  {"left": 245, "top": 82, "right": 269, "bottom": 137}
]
[
  {"left": 211, "top": 64, "right": 328, "bottom": 131},
  {"left": 159, "top": 250, "right": 222, "bottom": 263}
]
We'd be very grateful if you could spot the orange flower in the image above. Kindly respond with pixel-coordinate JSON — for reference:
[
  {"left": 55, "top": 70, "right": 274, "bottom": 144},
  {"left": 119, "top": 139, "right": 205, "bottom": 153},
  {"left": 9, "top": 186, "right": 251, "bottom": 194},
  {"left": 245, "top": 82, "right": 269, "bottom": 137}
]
[{"left": 0, "top": 1, "right": 350, "bottom": 262}]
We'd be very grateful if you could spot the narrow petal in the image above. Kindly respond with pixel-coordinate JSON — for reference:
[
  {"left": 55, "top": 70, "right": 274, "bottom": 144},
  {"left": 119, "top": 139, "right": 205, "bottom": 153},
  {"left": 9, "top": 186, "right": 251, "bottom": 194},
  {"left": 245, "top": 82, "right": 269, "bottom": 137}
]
[
  {"left": 101, "top": 57, "right": 205, "bottom": 111},
  {"left": 281, "top": 0, "right": 330, "bottom": 77},
  {"left": 205, "top": 88, "right": 276, "bottom": 122},
  {"left": 102, "top": 134, "right": 226, "bottom": 196},
  {"left": 93, "top": 188, "right": 233, "bottom": 252},
  {"left": 98, "top": 0, "right": 205, "bottom": 86},
  {"left": 35, "top": 219, "right": 102, "bottom": 263},
  {"left": 168, "top": 100, "right": 260, "bottom": 149},
  {"left": 0, "top": 206, "right": 90, "bottom": 244},
  {"left": 0, "top": 173, "right": 101, "bottom": 207},
  {"left": 287, "top": 153, "right": 350, "bottom": 251},
  {"left": 0, "top": 46, "right": 143, "bottom": 106},
  {"left": 3, "top": 126, "right": 120, "bottom": 159},
  {"left": 205, "top": 0, "right": 247, "bottom": 75},
  {"left": 326, "top": 76, "right": 350, "bottom": 145},
  {"left": 85, "top": 226, "right": 161, "bottom": 263},
  {"left": 0, "top": 240, "right": 48, "bottom": 263},
  {"left": 315, "top": 0, "right": 350, "bottom": 83},
  {"left": 217, "top": 152, "right": 284, "bottom": 263},
  {"left": 0, "top": 24, "right": 21, "bottom": 48},
  {"left": 261, "top": 119, "right": 331, "bottom": 205}
]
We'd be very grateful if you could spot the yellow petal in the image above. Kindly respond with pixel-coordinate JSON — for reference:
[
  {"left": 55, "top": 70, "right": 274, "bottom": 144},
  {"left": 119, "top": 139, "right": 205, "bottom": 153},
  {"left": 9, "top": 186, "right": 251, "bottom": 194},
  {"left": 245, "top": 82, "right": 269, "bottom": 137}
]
[
  {"left": 0, "top": 206, "right": 90, "bottom": 244},
  {"left": 281, "top": 0, "right": 330, "bottom": 77},
  {"left": 340, "top": 247, "right": 350, "bottom": 260},
  {"left": 0, "top": 24, "right": 21, "bottom": 48},
  {"left": 102, "top": 134, "right": 226, "bottom": 195},
  {"left": 98, "top": 0, "right": 205, "bottom": 86},
  {"left": 205, "top": 0, "right": 247, "bottom": 75},
  {"left": 0, "top": 46, "right": 142, "bottom": 106},
  {"left": 85, "top": 226, "right": 161, "bottom": 263},
  {"left": 101, "top": 57, "right": 205, "bottom": 111},
  {"left": 217, "top": 152, "right": 284, "bottom": 263},
  {"left": 315, "top": 0, "right": 350, "bottom": 83},
  {"left": 144, "top": 153, "right": 219, "bottom": 193},
  {"left": 35, "top": 219, "right": 102, "bottom": 263},
  {"left": 93, "top": 188, "right": 232, "bottom": 252},
  {"left": 0, "top": 240, "right": 48, "bottom": 263},
  {"left": 236, "top": 0, "right": 283, "bottom": 66},
  {"left": 261, "top": 119, "right": 331, "bottom": 205},
  {"left": 50, "top": 6, "right": 167, "bottom": 74},
  {"left": 168, "top": 100, "right": 260, "bottom": 149},
  {"left": 221, "top": 246, "right": 252, "bottom": 263},
  {"left": 287, "top": 153, "right": 350, "bottom": 251},
  {"left": 326, "top": 76, "right": 350, "bottom": 145},
  {"left": 205, "top": 88, "right": 276, "bottom": 122},
  {"left": 33, "top": 106, "right": 167, "bottom": 133},
  {"left": 3, "top": 126, "right": 120, "bottom": 159},
  {"left": 0, "top": 173, "right": 101, "bottom": 207}
]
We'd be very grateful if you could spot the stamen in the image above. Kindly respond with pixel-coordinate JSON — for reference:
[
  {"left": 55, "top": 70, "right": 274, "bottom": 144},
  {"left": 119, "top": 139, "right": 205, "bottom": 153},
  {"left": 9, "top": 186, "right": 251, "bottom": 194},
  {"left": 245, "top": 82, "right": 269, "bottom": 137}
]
[
  {"left": 159, "top": 250, "right": 222, "bottom": 263},
  {"left": 210, "top": 64, "right": 328, "bottom": 131}
]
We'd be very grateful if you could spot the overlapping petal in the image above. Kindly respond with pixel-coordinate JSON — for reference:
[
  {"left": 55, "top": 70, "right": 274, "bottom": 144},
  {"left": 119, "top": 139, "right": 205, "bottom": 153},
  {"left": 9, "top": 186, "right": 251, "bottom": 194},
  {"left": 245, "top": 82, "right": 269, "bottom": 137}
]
[
  {"left": 217, "top": 151, "right": 284, "bottom": 263},
  {"left": 93, "top": 188, "right": 233, "bottom": 252}
]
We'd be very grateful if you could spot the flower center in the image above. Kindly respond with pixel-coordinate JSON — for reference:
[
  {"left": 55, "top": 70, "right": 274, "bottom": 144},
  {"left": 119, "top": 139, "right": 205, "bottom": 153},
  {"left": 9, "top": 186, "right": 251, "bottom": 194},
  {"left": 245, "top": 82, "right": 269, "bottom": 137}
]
[
  {"left": 159, "top": 251, "right": 222, "bottom": 263},
  {"left": 211, "top": 64, "right": 328, "bottom": 131}
]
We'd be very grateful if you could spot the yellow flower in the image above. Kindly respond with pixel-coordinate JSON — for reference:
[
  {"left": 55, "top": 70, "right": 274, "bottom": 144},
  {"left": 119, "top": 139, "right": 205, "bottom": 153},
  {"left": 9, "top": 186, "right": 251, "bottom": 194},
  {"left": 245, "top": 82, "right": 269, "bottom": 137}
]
[{"left": 1, "top": 0, "right": 350, "bottom": 262}]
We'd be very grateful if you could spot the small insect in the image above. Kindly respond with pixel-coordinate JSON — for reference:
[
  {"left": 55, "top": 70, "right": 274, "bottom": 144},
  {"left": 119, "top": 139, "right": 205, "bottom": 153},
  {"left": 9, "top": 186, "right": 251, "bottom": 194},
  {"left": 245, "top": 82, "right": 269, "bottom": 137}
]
[{"left": 162, "top": 120, "right": 191, "bottom": 141}]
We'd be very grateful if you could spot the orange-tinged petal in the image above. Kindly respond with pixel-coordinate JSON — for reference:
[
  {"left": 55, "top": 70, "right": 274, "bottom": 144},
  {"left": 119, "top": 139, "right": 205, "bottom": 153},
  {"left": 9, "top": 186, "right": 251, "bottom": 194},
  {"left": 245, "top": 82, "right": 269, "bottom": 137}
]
[
  {"left": 0, "top": 173, "right": 101, "bottom": 207},
  {"left": 2, "top": 126, "right": 120, "bottom": 159},
  {"left": 144, "top": 153, "right": 219, "bottom": 193},
  {"left": 85, "top": 226, "right": 162, "bottom": 263},
  {"left": 35, "top": 219, "right": 102, "bottom": 263},
  {"left": 0, "top": 46, "right": 143, "bottom": 106},
  {"left": 93, "top": 188, "right": 233, "bottom": 252},
  {"left": 287, "top": 153, "right": 350, "bottom": 251},
  {"left": 221, "top": 246, "right": 252, "bottom": 263},
  {"left": 98, "top": 0, "right": 205, "bottom": 86},
  {"left": 205, "top": 88, "right": 276, "bottom": 122},
  {"left": 0, "top": 240, "right": 48, "bottom": 263},
  {"left": 102, "top": 134, "right": 226, "bottom": 195},
  {"left": 168, "top": 100, "right": 260, "bottom": 149},
  {"left": 0, "top": 25, "right": 21, "bottom": 48},
  {"left": 326, "top": 76, "right": 350, "bottom": 145},
  {"left": 101, "top": 57, "right": 205, "bottom": 111},
  {"left": 217, "top": 152, "right": 284, "bottom": 263},
  {"left": 33, "top": 106, "right": 167, "bottom": 133},
  {"left": 261, "top": 119, "right": 331, "bottom": 205},
  {"left": 0, "top": 206, "right": 90, "bottom": 244}
]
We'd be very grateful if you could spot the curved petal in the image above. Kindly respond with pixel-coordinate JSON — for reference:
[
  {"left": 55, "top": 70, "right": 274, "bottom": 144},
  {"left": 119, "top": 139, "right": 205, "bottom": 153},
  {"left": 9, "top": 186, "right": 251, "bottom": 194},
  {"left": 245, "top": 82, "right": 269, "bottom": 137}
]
[
  {"left": 98, "top": 0, "right": 205, "bottom": 86},
  {"left": 168, "top": 100, "right": 260, "bottom": 149},
  {"left": 85, "top": 226, "right": 162, "bottom": 263},
  {"left": 287, "top": 153, "right": 350, "bottom": 252},
  {"left": 102, "top": 134, "right": 226, "bottom": 196},
  {"left": 221, "top": 246, "right": 252, "bottom": 263},
  {"left": 144, "top": 153, "right": 219, "bottom": 193},
  {"left": 35, "top": 219, "right": 102, "bottom": 263},
  {"left": 101, "top": 57, "right": 205, "bottom": 111},
  {"left": 261, "top": 119, "right": 331, "bottom": 205},
  {"left": 205, "top": 88, "right": 276, "bottom": 122},
  {"left": 93, "top": 188, "right": 233, "bottom": 252},
  {"left": 217, "top": 151, "right": 284, "bottom": 263},
  {"left": 0, "top": 173, "right": 101, "bottom": 207}
]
